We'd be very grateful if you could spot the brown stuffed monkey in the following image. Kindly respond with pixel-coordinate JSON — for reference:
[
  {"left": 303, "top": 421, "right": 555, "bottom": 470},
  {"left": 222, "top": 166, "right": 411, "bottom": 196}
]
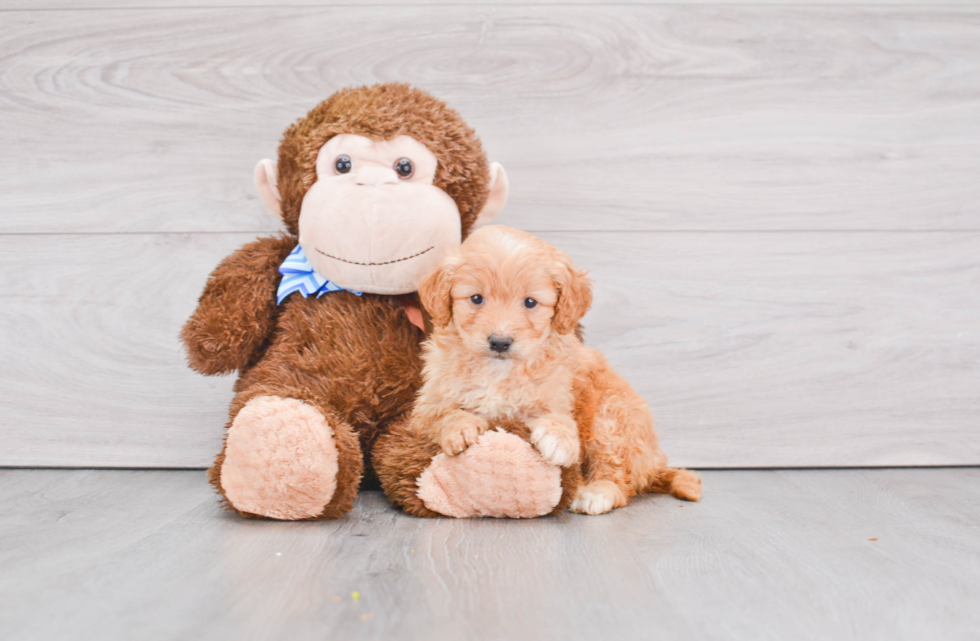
[{"left": 182, "top": 84, "right": 578, "bottom": 520}]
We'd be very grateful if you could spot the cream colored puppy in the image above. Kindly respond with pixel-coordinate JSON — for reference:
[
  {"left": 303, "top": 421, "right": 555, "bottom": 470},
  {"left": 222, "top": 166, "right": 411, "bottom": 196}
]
[{"left": 413, "top": 225, "right": 701, "bottom": 514}]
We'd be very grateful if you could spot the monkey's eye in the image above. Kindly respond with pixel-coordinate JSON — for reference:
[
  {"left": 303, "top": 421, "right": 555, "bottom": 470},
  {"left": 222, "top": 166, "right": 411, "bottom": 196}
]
[
  {"left": 394, "top": 158, "right": 414, "bottom": 179},
  {"left": 524, "top": 298, "right": 538, "bottom": 309},
  {"left": 470, "top": 294, "right": 484, "bottom": 305},
  {"left": 334, "top": 155, "right": 352, "bottom": 174}
]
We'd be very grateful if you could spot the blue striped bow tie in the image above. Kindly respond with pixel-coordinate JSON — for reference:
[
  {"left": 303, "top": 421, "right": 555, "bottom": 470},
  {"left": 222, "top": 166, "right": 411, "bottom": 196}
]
[{"left": 277, "top": 245, "right": 362, "bottom": 305}]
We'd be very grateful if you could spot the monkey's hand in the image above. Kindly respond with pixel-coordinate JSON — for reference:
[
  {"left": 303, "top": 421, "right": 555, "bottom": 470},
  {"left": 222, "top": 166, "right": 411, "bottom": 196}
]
[
  {"left": 529, "top": 414, "right": 581, "bottom": 467},
  {"left": 181, "top": 234, "right": 295, "bottom": 375},
  {"left": 431, "top": 410, "right": 491, "bottom": 456}
]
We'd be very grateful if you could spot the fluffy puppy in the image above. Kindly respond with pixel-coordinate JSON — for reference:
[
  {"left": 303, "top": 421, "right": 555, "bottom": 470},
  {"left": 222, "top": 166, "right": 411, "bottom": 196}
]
[{"left": 413, "top": 225, "right": 701, "bottom": 515}]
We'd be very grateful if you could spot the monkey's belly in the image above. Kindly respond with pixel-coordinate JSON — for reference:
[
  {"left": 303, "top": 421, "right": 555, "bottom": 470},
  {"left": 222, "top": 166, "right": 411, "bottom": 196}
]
[{"left": 239, "top": 292, "right": 424, "bottom": 428}]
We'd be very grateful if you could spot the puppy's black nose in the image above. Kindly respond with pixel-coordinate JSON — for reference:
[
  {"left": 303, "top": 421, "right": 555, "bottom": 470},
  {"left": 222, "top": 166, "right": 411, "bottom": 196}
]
[{"left": 488, "top": 335, "right": 513, "bottom": 353}]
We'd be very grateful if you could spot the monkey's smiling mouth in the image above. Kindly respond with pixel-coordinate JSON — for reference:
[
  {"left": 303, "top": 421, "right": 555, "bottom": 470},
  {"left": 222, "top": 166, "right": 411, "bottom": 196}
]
[{"left": 315, "top": 246, "right": 434, "bottom": 266}]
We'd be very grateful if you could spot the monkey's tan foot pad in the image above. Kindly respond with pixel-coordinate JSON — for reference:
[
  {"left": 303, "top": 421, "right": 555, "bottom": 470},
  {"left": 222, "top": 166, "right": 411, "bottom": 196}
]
[
  {"left": 417, "top": 428, "right": 563, "bottom": 518},
  {"left": 221, "top": 395, "right": 338, "bottom": 520}
]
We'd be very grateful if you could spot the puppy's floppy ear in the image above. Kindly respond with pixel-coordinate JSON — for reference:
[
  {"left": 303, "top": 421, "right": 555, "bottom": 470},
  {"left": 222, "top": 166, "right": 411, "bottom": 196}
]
[
  {"left": 553, "top": 254, "right": 593, "bottom": 335},
  {"left": 418, "top": 258, "right": 458, "bottom": 329}
]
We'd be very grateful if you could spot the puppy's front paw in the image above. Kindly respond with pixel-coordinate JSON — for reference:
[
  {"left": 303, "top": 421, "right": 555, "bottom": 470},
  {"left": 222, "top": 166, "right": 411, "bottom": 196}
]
[
  {"left": 439, "top": 413, "right": 490, "bottom": 456},
  {"left": 569, "top": 481, "right": 626, "bottom": 515},
  {"left": 529, "top": 418, "right": 580, "bottom": 467}
]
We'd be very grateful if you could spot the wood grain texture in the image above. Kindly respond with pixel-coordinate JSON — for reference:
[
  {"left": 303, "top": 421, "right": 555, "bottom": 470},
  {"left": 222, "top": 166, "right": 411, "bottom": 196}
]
[
  {"left": 0, "top": 234, "right": 241, "bottom": 467},
  {"left": 2, "top": 7, "right": 979, "bottom": 233},
  {"left": 2, "top": 468, "right": 978, "bottom": 641},
  {"left": 566, "top": 231, "right": 980, "bottom": 467},
  {"left": 3, "top": 4, "right": 978, "bottom": 468},
  {"left": 1, "top": 231, "right": 977, "bottom": 468},
  {"left": 6, "top": 0, "right": 980, "bottom": 8}
]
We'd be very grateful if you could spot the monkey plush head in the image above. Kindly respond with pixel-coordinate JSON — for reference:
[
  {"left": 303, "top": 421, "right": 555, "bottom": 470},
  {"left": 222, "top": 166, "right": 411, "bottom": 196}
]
[{"left": 253, "top": 83, "right": 509, "bottom": 295}]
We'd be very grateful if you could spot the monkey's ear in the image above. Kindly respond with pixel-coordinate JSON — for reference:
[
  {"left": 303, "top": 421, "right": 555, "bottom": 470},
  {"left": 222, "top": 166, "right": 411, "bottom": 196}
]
[
  {"left": 473, "top": 162, "right": 509, "bottom": 228},
  {"left": 418, "top": 259, "right": 457, "bottom": 330},
  {"left": 253, "top": 159, "right": 282, "bottom": 220},
  {"left": 553, "top": 257, "right": 593, "bottom": 335}
]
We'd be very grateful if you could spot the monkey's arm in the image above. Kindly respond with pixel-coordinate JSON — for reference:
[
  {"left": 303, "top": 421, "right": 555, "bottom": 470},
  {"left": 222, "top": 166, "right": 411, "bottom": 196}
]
[{"left": 181, "top": 234, "right": 295, "bottom": 375}]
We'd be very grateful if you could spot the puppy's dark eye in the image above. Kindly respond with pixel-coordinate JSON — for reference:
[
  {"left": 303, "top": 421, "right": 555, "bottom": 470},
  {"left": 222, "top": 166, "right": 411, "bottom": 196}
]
[
  {"left": 470, "top": 294, "right": 483, "bottom": 305},
  {"left": 394, "top": 158, "right": 414, "bottom": 179},
  {"left": 524, "top": 298, "right": 538, "bottom": 309},
  {"left": 334, "top": 155, "right": 352, "bottom": 174}
]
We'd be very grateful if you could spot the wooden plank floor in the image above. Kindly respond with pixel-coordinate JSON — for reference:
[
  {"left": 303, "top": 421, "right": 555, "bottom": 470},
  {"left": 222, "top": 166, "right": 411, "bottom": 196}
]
[{"left": 1, "top": 468, "right": 978, "bottom": 640}]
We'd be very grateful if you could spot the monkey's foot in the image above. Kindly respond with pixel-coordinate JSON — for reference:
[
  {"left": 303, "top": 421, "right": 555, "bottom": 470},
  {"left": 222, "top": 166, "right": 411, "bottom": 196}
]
[
  {"left": 417, "top": 428, "right": 563, "bottom": 518},
  {"left": 220, "top": 395, "right": 338, "bottom": 520}
]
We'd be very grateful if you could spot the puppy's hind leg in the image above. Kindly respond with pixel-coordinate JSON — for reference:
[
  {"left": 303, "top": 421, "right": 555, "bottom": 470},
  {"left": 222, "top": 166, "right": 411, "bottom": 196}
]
[
  {"left": 571, "top": 463, "right": 701, "bottom": 514},
  {"left": 568, "top": 435, "right": 633, "bottom": 516},
  {"left": 570, "top": 478, "right": 628, "bottom": 515},
  {"left": 568, "top": 393, "right": 638, "bottom": 515},
  {"left": 571, "top": 365, "right": 702, "bottom": 511}
]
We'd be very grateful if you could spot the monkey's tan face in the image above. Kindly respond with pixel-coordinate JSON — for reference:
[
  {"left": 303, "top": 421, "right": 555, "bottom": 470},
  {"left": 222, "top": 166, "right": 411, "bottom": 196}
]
[{"left": 298, "top": 134, "right": 462, "bottom": 295}]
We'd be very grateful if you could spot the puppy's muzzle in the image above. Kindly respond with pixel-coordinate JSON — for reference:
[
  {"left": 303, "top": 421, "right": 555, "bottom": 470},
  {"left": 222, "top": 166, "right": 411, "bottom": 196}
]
[{"left": 488, "top": 335, "right": 513, "bottom": 354}]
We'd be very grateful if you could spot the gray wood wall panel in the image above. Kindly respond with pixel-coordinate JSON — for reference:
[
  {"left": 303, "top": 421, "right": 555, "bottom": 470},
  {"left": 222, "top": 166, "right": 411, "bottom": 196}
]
[
  {"left": 4, "top": 0, "right": 980, "bottom": 7},
  {"left": 0, "top": 234, "right": 241, "bottom": 468},
  {"left": 2, "top": 4, "right": 978, "bottom": 467},
  {"left": 2, "top": 7, "right": 979, "bottom": 234},
  {"left": 2, "top": 231, "right": 976, "bottom": 468}
]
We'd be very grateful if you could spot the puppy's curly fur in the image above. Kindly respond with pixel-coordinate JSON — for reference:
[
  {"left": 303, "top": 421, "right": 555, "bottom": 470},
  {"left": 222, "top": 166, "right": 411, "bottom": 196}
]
[{"left": 414, "top": 225, "right": 701, "bottom": 514}]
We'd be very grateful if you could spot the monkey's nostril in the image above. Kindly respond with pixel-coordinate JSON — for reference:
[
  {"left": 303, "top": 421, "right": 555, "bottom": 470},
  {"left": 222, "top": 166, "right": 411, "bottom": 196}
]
[{"left": 488, "top": 335, "right": 513, "bottom": 353}]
